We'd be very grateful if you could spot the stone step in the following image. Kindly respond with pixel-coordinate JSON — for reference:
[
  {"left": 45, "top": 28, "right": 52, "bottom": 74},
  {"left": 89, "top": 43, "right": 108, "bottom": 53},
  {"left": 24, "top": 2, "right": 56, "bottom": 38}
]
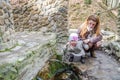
[{"left": 0, "top": 32, "right": 56, "bottom": 80}]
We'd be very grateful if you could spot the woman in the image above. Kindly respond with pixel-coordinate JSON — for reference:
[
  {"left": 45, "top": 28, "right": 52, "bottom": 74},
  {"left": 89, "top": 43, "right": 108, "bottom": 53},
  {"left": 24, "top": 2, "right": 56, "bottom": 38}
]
[{"left": 77, "top": 15, "right": 102, "bottom": 58}]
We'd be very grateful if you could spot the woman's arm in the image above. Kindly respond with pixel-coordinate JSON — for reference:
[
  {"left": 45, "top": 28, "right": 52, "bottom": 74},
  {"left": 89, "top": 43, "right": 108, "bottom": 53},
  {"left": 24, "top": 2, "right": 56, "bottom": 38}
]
[{"left": 89, "top": 34, "right": 103, "bottom": 44}]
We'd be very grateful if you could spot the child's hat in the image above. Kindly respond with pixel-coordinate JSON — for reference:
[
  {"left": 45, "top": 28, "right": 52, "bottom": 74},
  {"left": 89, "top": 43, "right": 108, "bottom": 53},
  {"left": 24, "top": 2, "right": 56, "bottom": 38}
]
[{"left": 69, "top": 33, "right": 78, "bottom": 41}]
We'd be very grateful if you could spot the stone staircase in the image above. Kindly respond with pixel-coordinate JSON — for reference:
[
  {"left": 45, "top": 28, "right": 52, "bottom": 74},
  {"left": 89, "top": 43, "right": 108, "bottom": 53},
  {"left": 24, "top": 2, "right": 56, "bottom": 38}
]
[{"left": 0, "top": 31, "right": 56, "bottom": 80}]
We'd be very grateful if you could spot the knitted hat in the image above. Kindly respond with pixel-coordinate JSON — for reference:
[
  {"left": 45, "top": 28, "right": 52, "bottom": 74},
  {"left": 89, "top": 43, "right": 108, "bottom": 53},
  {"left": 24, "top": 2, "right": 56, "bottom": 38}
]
[{"left": 69, "top": 33, "right": 78, "bottom": 41}]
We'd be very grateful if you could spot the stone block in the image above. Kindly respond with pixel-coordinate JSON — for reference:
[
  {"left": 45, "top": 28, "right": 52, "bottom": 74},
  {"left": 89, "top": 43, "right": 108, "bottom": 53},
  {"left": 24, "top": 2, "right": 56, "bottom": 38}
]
[
  {"left": 0, "top": 9, "right": 3, "bottom": 16},
  {"left": 0, "top": 17, "right": 5, "bottom": 25}
]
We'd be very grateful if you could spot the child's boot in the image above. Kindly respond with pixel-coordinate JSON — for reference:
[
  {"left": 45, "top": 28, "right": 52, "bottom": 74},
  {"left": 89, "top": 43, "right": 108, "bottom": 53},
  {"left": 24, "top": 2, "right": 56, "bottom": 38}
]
[
  {"left": 69, "top": 54, "right": 74, "bottom": 62},
  {"left": 80, "top": 56, "right": 85, "bottom": 64}
]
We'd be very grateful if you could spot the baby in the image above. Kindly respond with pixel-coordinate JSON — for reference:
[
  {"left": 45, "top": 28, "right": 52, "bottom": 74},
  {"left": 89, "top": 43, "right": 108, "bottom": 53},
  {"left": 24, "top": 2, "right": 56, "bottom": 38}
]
[{"left": 63, "top": 33, "right": 89, "bottom": 63}]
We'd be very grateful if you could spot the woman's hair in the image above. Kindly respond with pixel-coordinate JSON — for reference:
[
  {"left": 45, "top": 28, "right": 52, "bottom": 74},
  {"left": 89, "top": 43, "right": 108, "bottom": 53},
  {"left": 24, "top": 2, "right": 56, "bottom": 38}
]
[{"left": 79, "top": 15, "right": 100, "bottom": 39}]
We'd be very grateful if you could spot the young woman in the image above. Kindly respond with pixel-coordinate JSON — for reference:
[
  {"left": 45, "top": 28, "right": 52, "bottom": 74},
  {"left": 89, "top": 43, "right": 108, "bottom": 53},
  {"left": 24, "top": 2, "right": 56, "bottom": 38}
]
[{"left": 77, "top": 15, "right": 103, "bottom": 58}]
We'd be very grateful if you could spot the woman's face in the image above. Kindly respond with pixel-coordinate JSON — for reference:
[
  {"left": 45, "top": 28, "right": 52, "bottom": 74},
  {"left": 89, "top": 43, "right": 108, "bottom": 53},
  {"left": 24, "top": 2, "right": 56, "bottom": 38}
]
[{"left": 87, "top": 20, "right": 97, "bottom": 31}]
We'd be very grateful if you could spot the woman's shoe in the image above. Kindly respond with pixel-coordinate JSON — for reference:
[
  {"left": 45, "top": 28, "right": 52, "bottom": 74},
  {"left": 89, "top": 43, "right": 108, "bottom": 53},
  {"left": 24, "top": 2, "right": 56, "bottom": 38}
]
[{"left": 90, "top": 51, "right": 97, "bottom": 58}]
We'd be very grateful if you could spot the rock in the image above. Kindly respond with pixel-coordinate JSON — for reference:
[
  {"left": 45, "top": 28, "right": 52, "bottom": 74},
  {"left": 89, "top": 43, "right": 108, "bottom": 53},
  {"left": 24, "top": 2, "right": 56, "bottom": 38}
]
[
  {"left": 3, "top": 13, "right": 10, "bottom": 19},
  {"left": 31, "top": 14, "right": 39, "bottom": 21},
  {"left": 0, "top": 16, "right": 4, "bottom": 25},
  {"left": 118, "top": 68, "right": 120, "bottom": 72},
  {"left": 0, "top": 9, "right": 3, "bottom": 16},
  {"left": 11, "top": 0, "right": 68, "bottom": 34},
  {"left": 68, "top": 29, "right": 77, "bottom": 34},
  {"left": 101, "top": 30, "right": 116, "bottom": 42},
  {"left": 11, "top": 46, "right": 22, "bottom": 51},
  {"left": 116, "top": 52, "right": 120, "bottom": 58},
  {"left": 4, "top": 19, "right": 10, "bottom": 24},
  {"left": 18, "top": 40, "right": 26, "bottom": 45},
  {"left": 32, "top": 5, "right": 38, "bottom": 11}
]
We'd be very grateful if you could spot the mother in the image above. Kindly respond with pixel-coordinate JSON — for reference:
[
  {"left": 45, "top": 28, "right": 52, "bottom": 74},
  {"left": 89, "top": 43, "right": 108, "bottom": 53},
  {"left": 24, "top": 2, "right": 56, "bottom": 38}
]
[{"left": 77, "top": 15, "right": 103, "bottom": 58}]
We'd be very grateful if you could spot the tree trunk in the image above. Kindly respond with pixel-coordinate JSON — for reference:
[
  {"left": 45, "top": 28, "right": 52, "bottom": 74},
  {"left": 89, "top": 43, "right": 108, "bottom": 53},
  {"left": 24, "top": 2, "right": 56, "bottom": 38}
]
[
  {"left": 117, "top": 3, "right": 120, "bottom": 41},
  {"left": 107, "top": 0, "right": 119, "bottom": 9},
  {"left": 111, "top": 0, "right": 119, "bottom": 8}
]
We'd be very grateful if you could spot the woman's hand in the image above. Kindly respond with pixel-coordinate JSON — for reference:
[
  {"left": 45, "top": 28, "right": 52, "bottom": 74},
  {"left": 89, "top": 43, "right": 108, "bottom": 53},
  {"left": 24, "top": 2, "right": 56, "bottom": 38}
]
[
  {"left": 96, "top": 41, "right": 102, "bottom": 47},
  {"left": 83, "top": 39, "right": 90, "bottom": 44}
]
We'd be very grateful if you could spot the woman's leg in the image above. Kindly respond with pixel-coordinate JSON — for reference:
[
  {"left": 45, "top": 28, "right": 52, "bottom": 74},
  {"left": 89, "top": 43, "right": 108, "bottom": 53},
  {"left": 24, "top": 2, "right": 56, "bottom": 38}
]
[
  {"left": 89, "top": 41, "right": 102, "bottom": 58},
  {"left": 87, "top": 42, "right": 96, "bottom": 58},
  {"left": 89, "top": 46, "right": 96, "bottom": 58}
]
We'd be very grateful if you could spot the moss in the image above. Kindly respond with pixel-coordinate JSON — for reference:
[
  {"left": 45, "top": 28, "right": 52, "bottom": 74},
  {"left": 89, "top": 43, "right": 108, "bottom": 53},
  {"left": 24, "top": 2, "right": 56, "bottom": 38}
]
[
  {"left": 35, "top": 53, "right": 65, "bottom": 80},
  {"left": 0, "top": 63, "right": 18, "bottom": 80},
  {"left": 84, "top": 0, "right": 91, "bottom": 4},
  {"left": 0, "top": 48, "right": 11, "bottom": 52},
  {"left": 0, "top": 38, "right": 56, "bottom": 79},
  {"left": 0, "top": 43, "right": 19, "bottom": 52}
]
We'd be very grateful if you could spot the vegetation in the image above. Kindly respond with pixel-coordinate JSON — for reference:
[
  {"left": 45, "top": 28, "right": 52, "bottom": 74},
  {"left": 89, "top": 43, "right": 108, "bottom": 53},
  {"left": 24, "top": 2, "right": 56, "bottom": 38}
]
[
  {"left": 35, "top": 53, "right": 82, "bottom": 80},
  {"left": 0, "top": 63, "right": 18, "bottom": 80},
  {"left": 84, "top": 0, "right": 91, "bottom": 4},
  {"left": 0, "top": 43, "right": 19, "bottom": 52}
]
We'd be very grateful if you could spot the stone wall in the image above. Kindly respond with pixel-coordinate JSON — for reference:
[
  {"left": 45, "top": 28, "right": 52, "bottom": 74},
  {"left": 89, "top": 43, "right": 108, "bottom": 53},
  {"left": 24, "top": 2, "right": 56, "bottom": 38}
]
[
  {"left": 0, "top": 0, "right": 16, "bottom": 50},
  {"left": 11, "top": 0, "right": 68, "bottom": 53},
  {"left": 11, "top": 0, "right": 68, "bottom": 31},
  {"left": 0, "top": 0, "right": 68, "bottom": 79}
]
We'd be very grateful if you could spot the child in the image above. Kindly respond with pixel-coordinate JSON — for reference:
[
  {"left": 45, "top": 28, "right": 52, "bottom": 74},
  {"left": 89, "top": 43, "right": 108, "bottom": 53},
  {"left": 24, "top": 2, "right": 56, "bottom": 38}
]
[{"left": 63, "top": 33, "right": 89, "bottom": 63}]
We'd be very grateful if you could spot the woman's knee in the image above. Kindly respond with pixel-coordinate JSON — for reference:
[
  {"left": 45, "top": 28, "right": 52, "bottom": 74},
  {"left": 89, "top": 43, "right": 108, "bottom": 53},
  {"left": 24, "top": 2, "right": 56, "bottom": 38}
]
[{"left": 88, "top": 42, "right": 93, "bottom": 48}]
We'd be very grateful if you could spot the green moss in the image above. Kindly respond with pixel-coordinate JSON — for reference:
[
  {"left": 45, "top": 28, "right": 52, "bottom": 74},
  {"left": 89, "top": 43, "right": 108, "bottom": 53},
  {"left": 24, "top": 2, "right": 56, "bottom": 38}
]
[
  {"left": 84, "top": 0, "right": 91, "bottom": 4},
  {"left": 0, "top": 38, "right": 56, "bottom": 80},
  {"left": 35, "top": 53, "right": 65, "bottom": 80},
  {"left": 0, "top": 63, "right": 18, "bottom": 80},
  {"left": 0, "top": 48, "right": 11, "bottom": 52},
  {"left": 0, "top": 43, "right": 19, "bottom": 52}
]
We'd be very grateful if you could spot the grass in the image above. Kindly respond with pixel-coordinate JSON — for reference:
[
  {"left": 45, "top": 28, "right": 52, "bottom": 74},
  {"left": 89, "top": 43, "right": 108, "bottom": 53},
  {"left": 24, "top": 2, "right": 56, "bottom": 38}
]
[{"left": 0, "top": 43, "right": 19, "bottom": 52}]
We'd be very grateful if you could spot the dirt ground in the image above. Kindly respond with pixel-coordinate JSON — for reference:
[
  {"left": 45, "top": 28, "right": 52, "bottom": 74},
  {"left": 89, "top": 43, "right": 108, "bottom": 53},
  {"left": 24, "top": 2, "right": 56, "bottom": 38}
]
[{"left": 68, "top": 0, "right": 117, "bottom": 33}]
